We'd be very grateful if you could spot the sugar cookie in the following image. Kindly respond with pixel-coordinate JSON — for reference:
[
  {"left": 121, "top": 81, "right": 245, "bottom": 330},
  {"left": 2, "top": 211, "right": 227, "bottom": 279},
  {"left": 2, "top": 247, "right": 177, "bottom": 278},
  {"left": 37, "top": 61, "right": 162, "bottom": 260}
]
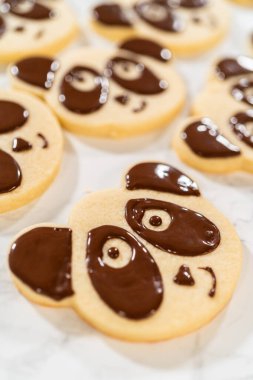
[
  {"left": 173, "top": 116, "right": 247, "bottom": 173},
  {"left": 9, "top": 41, "right": 186, "bottom": 138},
  {"left": 8, "top": 162, "right": 242, "bottom": 342},
  {"left": 0, "top": 0, "right": 79, "bottom": 64},
  {"left": 91, "top": 0, "right": 230, "bottom": 57},
  {"left": 177, "top": 56, "right": 253, "bottom": 173},
  {"left": 0, "top": 89, "right": 63, "bottom": 213}
]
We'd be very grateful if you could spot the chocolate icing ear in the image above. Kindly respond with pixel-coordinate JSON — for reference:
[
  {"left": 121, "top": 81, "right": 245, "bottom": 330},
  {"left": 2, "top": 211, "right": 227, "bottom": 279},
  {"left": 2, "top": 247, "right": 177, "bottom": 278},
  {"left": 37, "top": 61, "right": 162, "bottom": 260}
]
[
  {"left": 9, "top": 227, "right": 74, "bottom": 301},
  {"left": 11, "top": 56, "right": 59, "bottom": 90},
  {"left": 119, "top": 38, "right": 172, "bottom": 63},
  {"left": 125, "top": 162, "right": 200, "bottom": 196}
]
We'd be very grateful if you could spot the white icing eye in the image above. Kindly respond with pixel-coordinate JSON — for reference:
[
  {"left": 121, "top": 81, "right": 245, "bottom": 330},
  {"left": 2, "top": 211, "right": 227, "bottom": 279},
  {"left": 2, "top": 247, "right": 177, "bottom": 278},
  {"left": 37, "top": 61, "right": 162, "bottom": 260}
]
[
  {"left": 102, "top": 238, "right": 132, "bottom": 268},
  {"left": 141, "top": 3, "right": 167, "bottom": 22},
  {"left": 112, "top": 61, "right": 144, "bottom": 81},
  {"left": 142, "top": 209, "right": 171, "bottom": 232},
  {"left": 65, "top": 70, "right": 100, "bottom": 92},
  {"left": 11, "top": 1, "right": 34, "bottom": 14}
]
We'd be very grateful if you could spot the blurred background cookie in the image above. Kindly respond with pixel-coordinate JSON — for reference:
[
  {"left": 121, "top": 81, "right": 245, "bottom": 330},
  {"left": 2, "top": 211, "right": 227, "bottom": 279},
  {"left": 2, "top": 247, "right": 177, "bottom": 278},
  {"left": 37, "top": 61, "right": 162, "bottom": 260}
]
[
  {"left": 9, "top": 42, "right": 186, "bottom": 138},
  {"left": 91, "top": 0, "right": 230, "bottom": 57},
  {"left": 0, "top": 89, "right": 63, "bottom": 213},
  {"left": 0, "top": 0, "right": 79, "bottom": 64}
]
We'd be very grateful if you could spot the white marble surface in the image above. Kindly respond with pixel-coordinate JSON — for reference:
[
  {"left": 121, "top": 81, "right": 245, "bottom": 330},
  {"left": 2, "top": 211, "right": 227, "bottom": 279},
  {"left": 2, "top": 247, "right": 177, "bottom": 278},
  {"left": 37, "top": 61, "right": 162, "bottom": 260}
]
[{"left": 1, "top": 1, "right": 253, "bottom": 379}]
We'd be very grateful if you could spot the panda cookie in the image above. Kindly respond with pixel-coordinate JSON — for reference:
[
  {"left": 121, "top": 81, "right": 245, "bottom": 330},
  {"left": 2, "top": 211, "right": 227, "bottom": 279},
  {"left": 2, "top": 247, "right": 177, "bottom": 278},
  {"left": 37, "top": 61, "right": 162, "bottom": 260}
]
[
  {"left": 0, "top": 89, "right": 63, "bottom": 213},
  {"left": 8, "top": 162, "right": 242, "bottom": 342},
  {"left": 91, "top": 0, "right": 230, "bottom": 57},
  {"left": 0, "top": 0, "right": 79, "bottom": 64},
  {"left": 173, "top": 56, "right": 253, "bottom": 173},
  {"left": 9, "top": 41, "right": 185, "bottom": 138},
  {"left": 173, "top": 117, "right": 246, "bottom": 173}
]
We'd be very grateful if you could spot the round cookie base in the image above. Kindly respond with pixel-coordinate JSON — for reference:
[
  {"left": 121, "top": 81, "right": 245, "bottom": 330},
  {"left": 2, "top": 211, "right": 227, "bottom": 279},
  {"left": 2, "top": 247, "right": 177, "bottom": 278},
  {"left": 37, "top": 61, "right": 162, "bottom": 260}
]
[
  {"left": 47, "top": 98, "right": 185, "bottom": 139},
  {"left": 0, "top": 159, "right": 61, "bottom": 214},
  {"left": 69, "top": 189, "right": 242, "bottom": 342},
  {"left": 172, "top": 136, "right": 245, "bottom": 174},
  {"left": 0, "top": 25, "right": 79, "bottom": 65},
  {"left": 91, "top": 19, "right": 229, "bottom": 58}
]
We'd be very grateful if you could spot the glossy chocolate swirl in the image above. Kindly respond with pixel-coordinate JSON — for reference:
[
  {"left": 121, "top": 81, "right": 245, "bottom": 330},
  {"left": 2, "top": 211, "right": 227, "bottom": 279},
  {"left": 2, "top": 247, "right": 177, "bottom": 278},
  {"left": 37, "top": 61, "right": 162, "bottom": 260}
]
[
  {"left": 232, "top": 79, "right": 253, "bottom": 106},
  {"left": 119, "top": 38, "right": 172, "bottom": 62},
  {"left": 86, "top": 225, "right": 163, "bottom": 319},
  {"left": 216, "top": 57, "right": 253, "bottom": 80},
  {"left": 0, "top": 100, "right": 29, "bottom": 134},
  {"left": 174, "top": 265, "right": 195, "bottom": 286},
  {"left": 11, "top": 57, "right": 59, "bottom": 90},
  {"left": 106, "top": 56, "right": 167, "bottom": 95},
  {"left": 0, "top": 15, "right": 6, "bottom": 37},
  {"left": 182, "top": 119, "right": 241, "bottom": 158},
  {"left": 9, "top": 227, "right": 74, "bottom": 301},
  {"left": 179, "top": 0, "right": 208, "bottom": 7},
  {"left": 134, "top": 1, "right": 183, "bottom": 33},
  {"left": 93, "top": 3, "right": 132, "bottom": 26},
  {"left": 126, "top": 162, "right": 200, "bottom": 196},
  {"left": 0, "top": 150, "right": 22, "bottom": 193},
  {"left": 2, "top": 0, "right": 53, "bottom": 20},
  {"left": 126, "top": 198, "right": 220, "bottom": 256},
  {"left": 230, "top": 111, "right": 253, "bottom": 148},
  {"left": 12, "top": 137, "right": 32, "bottom": 152},
  {"left": 59, "top": 66, "right": 109, "bottom": 114}
]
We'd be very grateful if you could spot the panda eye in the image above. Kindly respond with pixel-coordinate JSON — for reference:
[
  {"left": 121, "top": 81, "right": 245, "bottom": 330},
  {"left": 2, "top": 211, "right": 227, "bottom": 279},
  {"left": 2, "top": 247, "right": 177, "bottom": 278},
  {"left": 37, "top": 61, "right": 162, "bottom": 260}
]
[
  {"left": 111, "top": 60, "right": 144, "bottom": 81},
  {"left": 102, "top": 238, "right": 132, "bottom": 268},
  {"left": 142, "top": 209, "right": 171, "bottom": 231}
]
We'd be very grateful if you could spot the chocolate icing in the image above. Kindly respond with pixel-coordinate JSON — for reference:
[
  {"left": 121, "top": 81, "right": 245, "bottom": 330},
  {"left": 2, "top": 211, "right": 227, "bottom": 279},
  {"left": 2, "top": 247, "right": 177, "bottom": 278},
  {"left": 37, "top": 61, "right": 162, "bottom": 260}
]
[
  {"left": 179, "top": 0, "right": 208, "bottom": 7},
  {"left": 133, "top": 100, "right": 146, "bottom": 113},
  {"left": 126, "top": 162, "right": 200, "bottom": 196},
  {"left": 9, "top": 227, "right": 74, "bottom": 301},
  {"left": 232, "top": 79, "right": 253, "bottom": 106},
  {"left": 3, "top": 0, "right": 53, "bottom": 20},
  {"left": 174, "top": 265, "right": 195, "bottom": 286},
  {"left": 134, "top": 1, "right": 183, "bottom": 33},
  {"left": 182, "top": 119, "right": 241, "bottom": 158},
  {"left": 93, "top": 3, "right": 132, "bottom": 26},
  {"left": 119, "top": 38, "right": 172, "bottom": 62},
  {"left": 14, "top": 25, "right": 24, "bottom": 32},
  {"left": 12, "top": 137, "right": 32, "bottom": 152},
  {"left": 0, "top": 100, "right": 29, "bottom": 134},
  {"left": 0, "top": 15, "right": 6, "bottom": 37},
  {"left": 11, "top": 57, "right": 59, "bottom": 90},
  {"left": 114, "top": 94, "right": 129, "bottom": 105},
  {"left": 60, "top": 66, "right": 109, "bottom": 114},
  {"left": 149, "top": 215, "right": 162, "bottom": 226},
  {"left": 0, "top": 149, "right": 22, "bottom": 193},
  {"left": 108, "top": 247, "right": 120, "bottom": 259},
  {"left": 107, "top": 56, "right": 166, "bottom": 95},
  {"left": 230, "top": 111, "right": 253, "bottom": 148},
  {"left": 199, "top": 266, "right": 216, "bottom": 297},
  {"left": 37, "top": 133, "right": 48, "bottom": 149},
  {"left": 216, "top": 57, "right": 253, "bottom": 80},
  {"left": 86, "top": 225, "right": 163, "bottom": 319},
  {"left": 126, "top": 198, "right": 220, "bottom": 256}
]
